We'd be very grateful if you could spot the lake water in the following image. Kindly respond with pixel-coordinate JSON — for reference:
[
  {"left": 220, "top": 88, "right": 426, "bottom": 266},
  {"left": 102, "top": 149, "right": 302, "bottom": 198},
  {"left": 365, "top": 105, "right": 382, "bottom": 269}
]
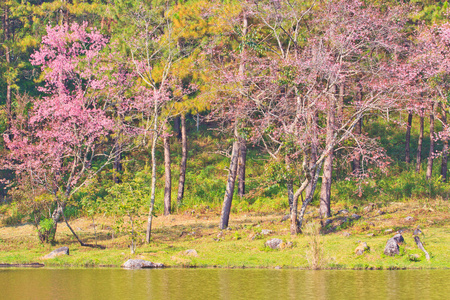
[{"left": 0, "top": 268, "right": 448, "bottom": 299}]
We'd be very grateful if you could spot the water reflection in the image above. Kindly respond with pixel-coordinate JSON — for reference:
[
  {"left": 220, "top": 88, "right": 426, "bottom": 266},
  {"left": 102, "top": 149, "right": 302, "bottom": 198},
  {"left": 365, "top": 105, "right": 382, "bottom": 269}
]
[{"left": 0, "top": 268, "right": 448, "bottom": 299}]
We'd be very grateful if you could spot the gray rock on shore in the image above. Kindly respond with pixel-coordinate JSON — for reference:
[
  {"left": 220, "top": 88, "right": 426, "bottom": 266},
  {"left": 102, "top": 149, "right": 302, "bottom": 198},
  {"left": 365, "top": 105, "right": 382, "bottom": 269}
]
[
  {"left": 265, "top": 238, "right": 283, "bottom": 249},
  {"left": 384, "top": 233, "right": 404, "bottom": 256},
  {"left": 122, "top": 259, "right": 164, "bottom": 269},
  {"left": 43, "top": 247, "right": 69, "bottom": 259}
]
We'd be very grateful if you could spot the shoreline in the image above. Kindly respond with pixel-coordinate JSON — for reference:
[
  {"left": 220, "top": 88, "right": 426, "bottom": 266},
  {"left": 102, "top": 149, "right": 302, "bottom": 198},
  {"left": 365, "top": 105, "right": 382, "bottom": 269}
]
[{"left": 1, "top": 200, "right": 449, "bottom": 271}]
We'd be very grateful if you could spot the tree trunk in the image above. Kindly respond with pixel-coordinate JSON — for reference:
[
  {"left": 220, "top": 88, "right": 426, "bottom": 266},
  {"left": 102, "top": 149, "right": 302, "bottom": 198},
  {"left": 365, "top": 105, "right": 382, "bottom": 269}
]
[
  {"left": 287, "top": 180, "right": 294, "bottom": 213},
  {"left": 163, "top": 124, "right": 171, "bottom": 215},
  {"left": 416, "top": 110, "right": 424, "bottom": 173},
  {"left": 196, "top": 113, "right": 200, "bottom": 132},
  {"left": 146, "top": 92, "right": 159, "bottom": 243},
  {"left": 177, "top": 114, "right": 187, "bottom": 205},
  {"left": 305, "top": 114, "right": 318, "bottom": 199},
  {"left": 290, "top": 188, "right": 299, "bottom": 235},
  {"left": 426, "top": 103, "right": 435, "bottom": 180},
  {"left": 219, "top": 140, "right": 239, "bottom": 229},
  {"left": 174, "top": 116, "right": 181, "bottom": 140},
  {"left": 352, "top": 118, "right": 362, "bottom": 175},
  {"left": 405, "top": 112, "right": 413, "bottom": 164},
  {"left": 298, "top": 162, "right": 323, "bottom": 231},
  {"left": 113, "top": 142, "right": 122, "bottom": 184},
  {"left": 319, "top": 90, "right": 336, "bottom": 218},
  {"left": 146, "top": 132, "right": 157, "bottom": 243},
  {"left": 441, "top": 108, "right": 448, "bottom": 182},
  {"left": 337, "top": 83, "right": 344, "bottom": 126},
  {"left": 237, "top": 141, "right": 247, "bottom": 198},
  {"left": 352, "top": 84, "right": 362, "bottom": 175}
]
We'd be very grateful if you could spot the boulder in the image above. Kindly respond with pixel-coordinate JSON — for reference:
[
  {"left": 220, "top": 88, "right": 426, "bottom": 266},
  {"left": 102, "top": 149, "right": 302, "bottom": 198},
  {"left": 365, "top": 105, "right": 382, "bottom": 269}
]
[
  {"left": 338, "top": 209, "right": 349, "bottom": 215},
  {"left": 183, "top": 249, "right": 198, "bottom": 257},
  {"left": 43, "top": 247, "right": 69, "bottom": 259},
  {"left": 324, "top": 219, "right": 332, "bottom": 227},
  {"left": 122, "top": 259, "right": 164, "bottom": 269},
  {"left": 384, "top": 233, "right": 404, "bottom": 256},
  {"left": 355, "top": 242, "right": 369, "bottom": 255},
  {"left": 265, "top": 238, "right": 283, "bottom": 249},
  {"left": 343, "top": 232, "right": 351, "bottom": 237},
  {"left": 351, "top": 214, "right": 361, "bottom": 220},
  {"left": 261, "top": 229, "right": 273, "bottom": 235},
  {"left": 384, "top": 229, "right": 393, "bottom": 234},
  {"left": 392, "top": 233, "right": 405, "bottom": 244},
  {"left": 281, "top": 215, "right": 290, "bottom": 222},
  {"left": 405, "top": 216, "right": 414, "bottom": 221}
]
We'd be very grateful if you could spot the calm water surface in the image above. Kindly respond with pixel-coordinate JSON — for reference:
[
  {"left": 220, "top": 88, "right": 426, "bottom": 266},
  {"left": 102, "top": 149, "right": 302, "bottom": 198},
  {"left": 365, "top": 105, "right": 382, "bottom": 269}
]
[{"left": 0, "top": 268, "right": 448, "bottom": 300}]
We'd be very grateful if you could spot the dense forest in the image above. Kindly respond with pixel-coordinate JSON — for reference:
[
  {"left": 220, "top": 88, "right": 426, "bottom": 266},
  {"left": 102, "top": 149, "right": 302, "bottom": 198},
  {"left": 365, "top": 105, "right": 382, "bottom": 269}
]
[{"left": 1, "top": 0, "right": 449, "bottom": 248}]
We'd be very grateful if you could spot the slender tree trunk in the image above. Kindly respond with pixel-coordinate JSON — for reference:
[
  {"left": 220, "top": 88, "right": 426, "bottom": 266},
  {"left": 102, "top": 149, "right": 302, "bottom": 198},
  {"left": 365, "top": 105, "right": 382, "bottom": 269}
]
[
  {"left": 219, "top": 140, "right": 239, "bottom": 229},
  {"left": 426, "top": 103, "right": 435, "bottom": 180},
  {"left": 146, "top": 92, "right": 159, "bottom": 243},
  {"left": 319, "top": 89, "right": 336, "bottom": 218},
  {"left": 113, "top": 142, "right": 122, "bottom": 184},
  {"left": 306, "top": 113, "right": 318, "bottom": 198},
  {"left": 416, "top": 110, "right": 424, "bottom": 173},
  {"left": 177, "top": 114, "right": 187, "bottom": 205},
  {"left": 219, "top": 14, "right": 248, "bottom": 229},
  {"left": 405, "top": 112, "right": 413, "bottom": 164},
  {"left": 237, "top": 141, "right": 247, "bottom": 198},
  {"left": 146, "top": 132, "right": 157, "bottom": 243},
  {"left": 337, "top": 83, "right": 344, "bottom": 126},
  {"left": 174, "top": 116, "right": 181, "bottom": 140},
  {"left": 352, "top": 84, "right": 362, "bottom": 175},
  {"left": 287, "top": 180, "right": 294, "bottom": 213},
  {"left": 441, "top": 108, "right": 448, "bottom": 182},
  {"left": 352, "top": 118, "right": 362, "bottom": 175},
  {"left": 298, "top": 162, "right": 323, "bottom": 231},
  {"left": 163, "top": 124, "right": 171, "bottom": 215},
  {"left": 196, "top": 113, "right": 200, "bottom": 132},
  {"left": 290, "top": 188, "right": 299, "bottom": 235}
]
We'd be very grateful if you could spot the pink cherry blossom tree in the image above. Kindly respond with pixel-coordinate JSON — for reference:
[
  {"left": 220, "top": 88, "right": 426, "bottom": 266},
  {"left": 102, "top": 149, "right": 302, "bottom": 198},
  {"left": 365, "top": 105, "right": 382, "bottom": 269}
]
[{"left": 3, "top": 22, "right": 127, "bottom": 246}]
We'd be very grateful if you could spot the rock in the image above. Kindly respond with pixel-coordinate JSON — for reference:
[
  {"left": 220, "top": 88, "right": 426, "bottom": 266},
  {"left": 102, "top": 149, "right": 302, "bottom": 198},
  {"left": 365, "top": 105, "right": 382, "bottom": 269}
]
[
  {"left": 265, "top": 238, "right": 283, "bottom": 249},
  {"left": 363, "top": 204, "right": 375, "bottom": 213},
  {"left": 217, "top": 232, "right": 224, "bottom": 238},
  {"left": 405, "top": 216, "right": 414, "bottom": 221},
  {"left": 413, "top": 226, "right": 422, "bottom": 236},
  {"left": 43, "top": 247, "right": 69, "bottom": 259},
  {"left": 324, "top": 219, "right": 332, "bottom": 227},
  {"left": 366, "top": 233, "right": 375, "bottom": 237},
  {"left": 392, "top": 233, "right": 405, "bottom": 244},
  {"left": 355, "top": 242, "right": 369, "bottom": 255},
  {"left": 351, "top": 214, "right": 361, "bottom": 220},
  {"left": 281, "top": 215, "right": 290, "bottom": 222},
  {"left": 122, "top": 259, "right": 164, "bottom": 269},
  {"left": 384, "top": 229, "right": 393, "bottom": 233},
  {"left": 384, "top": 233, "right": 404, "bottom": 256},
  {"left": 183, "top": 249, "right": 198, "bottom": 257},
  {"left": 343, "top": 232, "right": 351, "bottom": 237},
  {"left": 376, "top": 210, "right": 385, "bottom": 215},
  {"left": 261, "top": 229, "right": 273, "bottom": 235},
  {"left": 338, "top": 209, "right": 349, "bottom": 215}
]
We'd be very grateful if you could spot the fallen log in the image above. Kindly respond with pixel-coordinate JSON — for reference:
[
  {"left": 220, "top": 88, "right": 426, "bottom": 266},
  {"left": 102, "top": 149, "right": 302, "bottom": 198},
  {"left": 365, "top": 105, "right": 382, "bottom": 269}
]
[{"left": 414, "top": 236, "right": 430, "bottom": 261}]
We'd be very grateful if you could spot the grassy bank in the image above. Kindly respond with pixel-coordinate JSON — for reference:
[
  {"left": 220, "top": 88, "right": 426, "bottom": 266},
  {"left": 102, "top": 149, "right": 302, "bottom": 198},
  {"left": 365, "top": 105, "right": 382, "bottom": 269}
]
[{"left": 0, "top": 199, "right": 449, "bottom": 270}]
